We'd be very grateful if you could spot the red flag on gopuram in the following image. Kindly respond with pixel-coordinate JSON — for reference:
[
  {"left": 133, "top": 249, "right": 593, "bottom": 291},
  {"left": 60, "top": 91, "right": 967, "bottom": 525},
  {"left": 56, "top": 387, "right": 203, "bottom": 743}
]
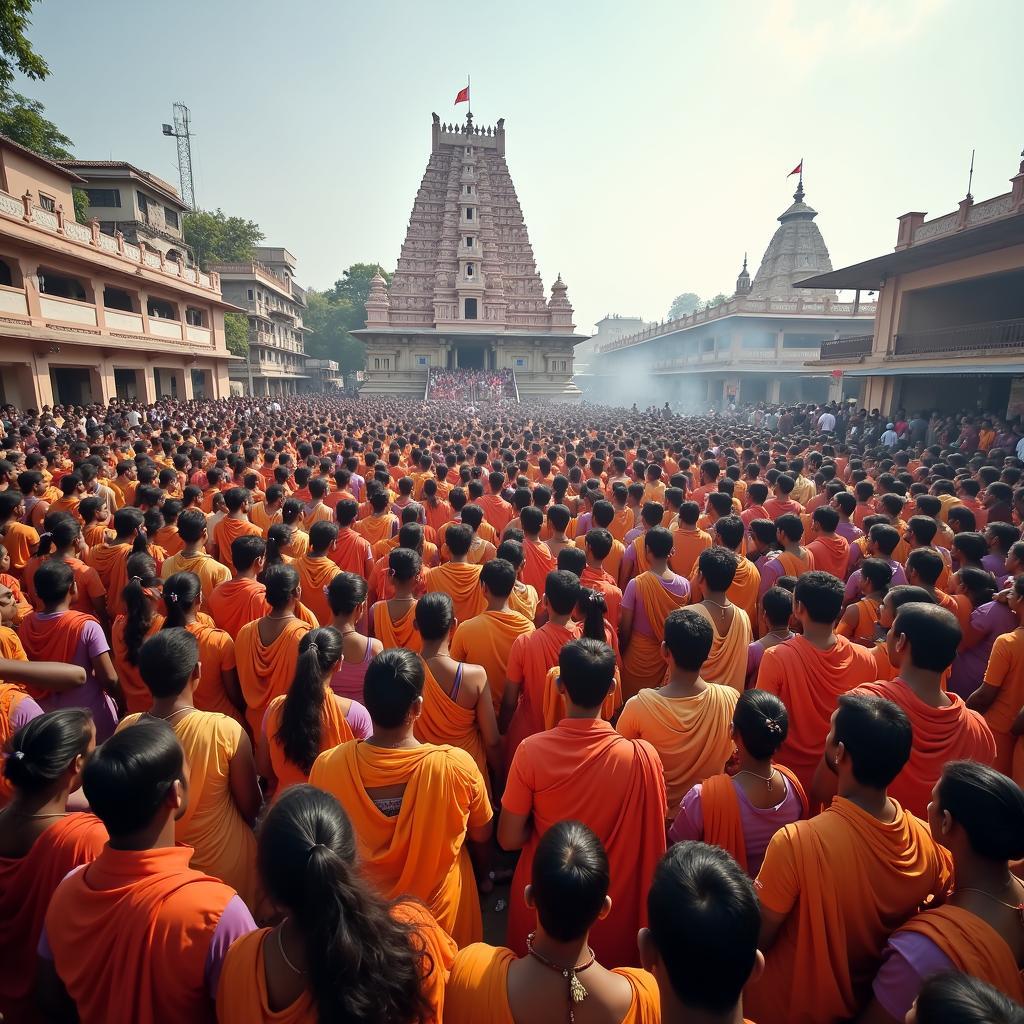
[
  {"left": 455, "top": 84, "right": 470, "bottom": 105},
  {"left": 787, "top": 160, "right": 803, "bottom": 177}
]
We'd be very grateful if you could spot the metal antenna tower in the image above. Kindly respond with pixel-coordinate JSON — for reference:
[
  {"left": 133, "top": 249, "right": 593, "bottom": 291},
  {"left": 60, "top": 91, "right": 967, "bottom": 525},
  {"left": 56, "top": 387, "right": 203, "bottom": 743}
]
[{"left": 161, "top": 102, "right": 196, "bottom": 209}]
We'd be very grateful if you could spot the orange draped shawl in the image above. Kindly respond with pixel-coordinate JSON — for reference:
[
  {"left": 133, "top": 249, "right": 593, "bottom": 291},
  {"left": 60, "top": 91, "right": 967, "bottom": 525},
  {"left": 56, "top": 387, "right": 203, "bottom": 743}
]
[
  {"left": 329, "top": 527, "right": 373, "bottom": 578},
  {"left": 309, "top": 740, "right": 491, "bottom": 947},
  {"left": 213, "top": 516, "right": 262, "bottom": 575},
  {"left": 19, "top": 610, "right": 96, "bottom": 701},
  {"left": 0, "top": 813, "right": 107, "bottom": 1021},
  {"left": 111, "top": 614, "right": 165, "bottom": 715},
  {"left": 236, "top": 618, "right": 312, "bottom": 736},
  {"left": 414, "top": 661, "right": 488, "bottom": 784},
  {"left": 206, "top": 576, "right": 268, "bottom": 636},
  {"left": 621, "top": 572, "right": 687, "bottom": 700},
  {"left": 423, "top": 562, "right": 485, "bottom": 624},
  {"left": 450, "top": 609, "right": 534, "bottom": 714},
  {"left": 215, "top": 901, "right": 456, "bottom": 1024},
  {"left": 372, "top": 600, "right": 421, "bottom": 653},
  {"left": 689, "top": 604, "right": 752, "bottom": 692},
  {"left": 519, "top": 538, "right": 555, "bottom": 594},
  {"left": 807, "top": 534, "right": 849, "bottom": 580},
  {"left": 295, "top": 555, "right": 340, "bottom": 626}
]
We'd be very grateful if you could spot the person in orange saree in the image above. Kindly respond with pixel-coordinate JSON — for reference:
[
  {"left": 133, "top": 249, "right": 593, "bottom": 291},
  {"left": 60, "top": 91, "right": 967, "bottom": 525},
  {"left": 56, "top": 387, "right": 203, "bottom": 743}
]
[
  {"left": 38, "top": 719, "right": 257, "bottom": 1024},
  {"left": 216, "top": 785, "right": 455, "bottom": 1024},
  {"left": 579, "top": 527, "right": 624, "bottom": 629},
  {"left": 745, "top": 694, "right": 954, "bottom": 1024},
  {"left": 294, "top": 520, "right": 341, "bottom": 626},
  {"left": 756, "top": 513, "right": 815, "bottom": 598},
  {"left": 111, "top": 553, "right": 166, "bottom": 715},
  {"left": 518, "top": 505, "right": 556, "bottom": 594},
  {"left": 805, "top": 504, "right": 851, "bottom": 581},
  {"left": 249, "top": 484, "right": 285, "bottom": 536},
  {"left": 688, "top": 547, "right": 753, "bottom": 692},
  {"left": 309, "top": 647, "right": 493, "bottom": 947},
  {"left": 837, "top": 557, "right": 892, "bottom": 645},
  {"left": 639, "top": 842, "right": 764, "bottom": 1024},
  {"left": 500, "top": 637, "right": 667, "bottom": 967},
  {"left": 207, "top": 535, "right": 271, "bottom": 636},
  {"left": 329, "top": 498, "right": 375, "bottom": 578},
  {"left": 502, "top": 569, "right": 581, "bottom": 760},
  {"left": 422, "top": 523, "right": 485, "bottom": 624},
  {"left": 211, "top": 487, "right": 262, "bottom": 575},
  {"left": 687, "top": 515, "right": 759, "bottom": 626},
  {"left": 0, "top": 708, "right": 106, "bottom": 1024},
  {"left": 861, "top": 761, "right": 1024, "bottom": 1023},
  {"left": 496, "top": 538, "right": 541, "bottom": 622},
  {"left": 415, "top": 591, "right": 503, "bottom": 785},
  {"left": 756, "top": 571, "right": 880, "bottom": 795},
  {"left": 257, "top": 626, "right": 371, "bottom": 800},
  {"left": 619, "top": 527, "right": 690, "bottom": 701},
  {"left": 354, "top": 488, "right": 399, "bottom": 548},
  {"left": 451, "top": 556, "right": 535, "bottom": 717},
  {"left": 618, "top": 606, "right": 739, "bottom": 811},
  {"left": 369, "top": 547, "right": 422, "bottom": 651},
  {"left": 160, "top": 509, "right": 231, "bottom": 608},
  {"left": 445, "top": 820, "right": 660, "bottom": 1024},
  {"left": 85, "top": 505, "right": 145, "bottom": 617},
  {"left": 832, "top": 604, "right": 995, "bottom": 818},
  {"left": 670, "top": 690, "right": 807, "bottom": 877},
  {"left": 118, "top": 628, "right": 263, "bottom": 911},
  {"left": 236, "top": 564, "right": 312, "bottom": 737},
  {"left": 0, "top": 490, "right": 40, "bottom": 581}
]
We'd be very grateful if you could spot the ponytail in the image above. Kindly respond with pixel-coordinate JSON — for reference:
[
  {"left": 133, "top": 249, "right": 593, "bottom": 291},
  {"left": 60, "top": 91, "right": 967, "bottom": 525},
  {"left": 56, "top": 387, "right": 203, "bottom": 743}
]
[
  {"left": 259, "top": 786, "right": 433, "bottom": 1024},
  {"left": 4, "top": 708, "right": 93, "bottom": 795},
  {"left": 264, "top": 523, "right": 289, "bottom": 572},
  {"left": 122, "top": 552, "right": 159, "bottom": 666},
  {"left": 276, "top": 627, "right": 343, "bottom": 773},
  {"left": 161, "top": 572, "right": 201, "bottom": 629},
  {"left": 39, "top": 511, "right": 81, "bottom": 557},
  {"left": 577, "top": 587, "right": 607, "bottom": 641}
]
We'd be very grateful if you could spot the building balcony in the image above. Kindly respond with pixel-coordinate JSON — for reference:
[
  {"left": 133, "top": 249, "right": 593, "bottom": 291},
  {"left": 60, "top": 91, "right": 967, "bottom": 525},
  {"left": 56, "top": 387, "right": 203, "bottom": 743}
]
[
  {"left": 892, "top": 317, "right": 1024, "bottom": 357},
  {"left": 651, "top": 347, "right": 820, "bottom": 373},
  {"left": 212, "top": 260, "right": 295, "bottom": 300},
  {"left": 818, "top": 335, "right": 873, "bottom": 360}
]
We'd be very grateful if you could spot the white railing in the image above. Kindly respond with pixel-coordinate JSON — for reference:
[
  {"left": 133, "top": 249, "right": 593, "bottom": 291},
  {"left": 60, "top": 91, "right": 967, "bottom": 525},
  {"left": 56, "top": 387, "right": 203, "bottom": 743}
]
[
  {"left": 40, "top": 294, "right": 97, "bottom": 326},
  {"left": 0, "top": 285, "right": 28, "bottom": 317},
  {"left": 149, "top": 318, "right": 183, "bottom": 340},
  {"left": 186, "top": 325, "right": 211, "bottom": 344},
  {"left": 105, "top": 309, "right": 143, "bottom": 332}
]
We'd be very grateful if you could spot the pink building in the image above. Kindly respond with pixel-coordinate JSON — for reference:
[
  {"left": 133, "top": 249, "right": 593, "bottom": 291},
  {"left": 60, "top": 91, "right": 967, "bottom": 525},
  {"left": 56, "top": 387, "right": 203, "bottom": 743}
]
[{"left": 0, "top": 135, "right": 235, "bottom": 409}]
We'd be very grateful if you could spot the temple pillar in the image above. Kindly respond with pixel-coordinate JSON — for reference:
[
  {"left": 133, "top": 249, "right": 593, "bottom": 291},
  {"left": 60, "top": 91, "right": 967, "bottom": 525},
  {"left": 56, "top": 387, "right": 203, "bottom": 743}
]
[{"left": 767, "top": 379, "right": 781, "bottom": 404}]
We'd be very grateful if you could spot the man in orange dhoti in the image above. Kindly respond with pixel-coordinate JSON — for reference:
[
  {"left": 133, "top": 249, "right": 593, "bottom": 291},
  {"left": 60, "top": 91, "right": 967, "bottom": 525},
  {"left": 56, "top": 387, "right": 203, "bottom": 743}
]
[
  {"left": 502, "top": 569, "right": 581, "bottom": 759},
  {"left": 309, "top": 648, "right": 492, "bottom": 947},
  {"left": 579, "top": 527, "right": 623, "bottom": 629},
  {"left": 757, "top": 571, "right": 880, "bottom": 795},
  {"left": 295, "top": 521, "right": 342, "bottom": 626},
  {"left": 207, "top": 535, "right": 272, "bottom": 635},
  {"left": 688, "top": 547, "right": 753, "bottom": 692},
  {"left": 160, "top": 509, "right": 231, "bottom": 607},
  {"left": 756, "top": 512, "right": 816, "bottom": 598},
  {"left": 451, "top": 557, "right": 534, "bottom": 717},
  {"left": 841, "top": 604, "right": 994, "bottom": 818},
  {"left": 746, "top": 694, "right": 954, "bottom": 1024},
  {"left": 500, "top": 638, "right": 667, "bottom": 967},
  {"left": 84, "top": 505, "right": 143, "bottom": 616},
  {"left": 620, "top": 527, "right": 690, "bottom": 700},
  {"left": 423, "top": 524, "right": 485, "bottom": 624},
  {"left": 39, "top": 720, "right": 257, "bottom": 1024},
  {"left": 330, "top": 499, "right": 374, "bottom": 578},
  {"left": 618, "top": 607, "right": 739, "bottom": 810},
  {"left": 235, "top": 564, "right": 311, "bottom": 736},
  {"left": 477, "top": 470, "right": 514, "bottom": 533},
  {"left": 211, "top": 487, "right": 262, "bottom": 575},
  {"left": 518, "top": 506, "right": 556, "bottom": 594},
  {"left": 805, "top": 505, "right": 851, "bottom": 580},
  {"left": 669, "top": 500, "right": 713, "bottom": 576}
]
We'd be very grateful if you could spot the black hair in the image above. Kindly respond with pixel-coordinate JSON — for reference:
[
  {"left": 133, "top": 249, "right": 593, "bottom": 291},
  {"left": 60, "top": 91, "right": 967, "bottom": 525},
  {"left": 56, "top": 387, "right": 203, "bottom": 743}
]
[
  {"left": 480, "top": 557, "right": 516, "bottom": 598},
  {"left": 558, "top": 638, "right": 616, "bottom": 708},
  {"left": 122, "top": 552, "right": 160, "bottom": 666},
  {"left": 914, "top": 972, "right": 1024, "bottom": 1024},
  {"left": 257, "top": 786, "right": 433, "bottom": 1024},
  {"left": 775, "top": 513, "right": 804, "bottom": 543},
  {"left": 33, "top": 558, "right": 74, "bottom": 606},
  {"left": 363, "top": 648, "right": 423, "bottom": 729},
  {"left": 556, "top": 545, "right": 587, "bottom": 578},
  {"left": 544, "top": 569, "right": 581, "bottom": 616},
  {"left": 445, "top": 523, "right": 473, "bottom": 557},
  {"left": 161, "top": 571, "right": 201, "bottom": 628},
  {"left": 532, "top": 821, "right": 610, "bottom": 942},
  {"left": 3, "top": 708, "right": 93, "bottom": 795},
  {"left": 859, "top": 557, "right": 893, "bottom": 595},
  {"left": 794, "top": 571, "right": 844, "bottom": 624},
  {"left": 232, "top": 534, "right": 267, "bottom": 572},
  {"left": 175, "top": 508, "right": 207, "bottom": 544},
  {"left": 264, "top": 564, "right": 300, "bottom": 611},
  {"left": 388, "top": 547, "right": 421, "bottom": 585},
  {"left": 834, "top": 693, "right": 912, "bottom": 789},
  {"left": 760, "top": 586, "right": 793, "bottom": 628},
  {"left": 277, "top": 627, "right": 344, "bottom": 774},
  {"left": 83, "top": 718, "right": 184, "bottom": 836},
  {"left": 663, "top": 607, "right": 714, "bottom": 670},
  {"left": 643, "top": 526, "right": 673, "bottom": 560},
  {"left": 414, "top": 591, "right": 453, "bottom": 641},
  {"left": 714, "top": 515, "right": 744, "bottom": 551},
  {"left": 733, "top": 689, "right": 788, "bottom": 760},
  {"left": 309, "top": 520, "right": 339, "bottom": 554},
  {"left": 893, "top": 603, "right": 961, "bottom": 673},
  {"left": 698, "top": 546, "right": 738, "bottom": 592},
  {"left": 647, "top": 842, "right": 760, "bottom": 1014},
  {"left": 139, "top": 627, "right": 199, "bottom": 699},
  {"left": 584, "top": 528, "right": 612, "bottom": 561},
  {"left": 327, "top": 572, "right": 367, "bottom": 616},
  {"left": 937, "top": 760, "right": 1024, "bottom": 861},
  {"left": 576, "top": 587, "right": 607, "bottom": 641}
]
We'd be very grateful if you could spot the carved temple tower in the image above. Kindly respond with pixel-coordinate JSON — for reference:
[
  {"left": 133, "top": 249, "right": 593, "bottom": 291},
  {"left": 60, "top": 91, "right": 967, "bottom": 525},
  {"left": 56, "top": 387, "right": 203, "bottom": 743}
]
[{"left": 354, "top": 112, "right": 585, "bottom": 401}]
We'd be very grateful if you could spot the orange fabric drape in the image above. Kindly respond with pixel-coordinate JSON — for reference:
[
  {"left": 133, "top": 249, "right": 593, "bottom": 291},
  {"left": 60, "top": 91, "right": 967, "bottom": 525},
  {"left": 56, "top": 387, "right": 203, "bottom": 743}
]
[
  {"left": 236, "top": 618, "right": 312, "bottom": 736},
  {"left": 264, "top": 690, "right": 355, "bottom": 796},
  {"left": 423, "top": 562, "right": 485, "bottom": 624},
  {"left": 621, "top": 572, "right": 687, "bottom": 700},
  {"left": 372, "top": 600, "right": 421, "bottom": 653}
]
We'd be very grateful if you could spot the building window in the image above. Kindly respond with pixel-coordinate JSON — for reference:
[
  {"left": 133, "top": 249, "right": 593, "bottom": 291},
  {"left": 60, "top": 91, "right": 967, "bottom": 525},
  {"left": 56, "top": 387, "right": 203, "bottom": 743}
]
[
  {"left": 514, "top": 357, "right": 527, "bottom": 370},
  {"left": 465, "top": 236, "right": 473, "bottom": 247},
  {"left": 38, "top": 193, "right": 55, "bottom": 212},
  {"left": 416, "top": 355, "right": 430, "bottom": 366},
  {"left": 164, "top": 207, "right": 179, "bottom": 229},
  {"left": 185, "top": 307, "right": 204, "bottom": 327},
  {"left": 465, "top": 185, "right": 472, "bottom": 195},
  {"left": 85, "top": 188, "right": 121, "bottom": 207},
  {"left": 465, "top": 207, "right": 474, "bottom": 221},
  {"left": 247, "top": 288, "right": 255, "bottom": 300},
  {"left": 464, "top": 298, "right": 478, "bottom": 320},
  {"left": 103, "top": 287, "right": 134, "bottom": 312},
  {"left": 137, "top": 191, "right": 149, "bottom": 216},
  {"left": 147, "top": 297, "right": 176, "bottom": 319},
  {"left": 465, "top": 263, "right": 474, "bottom": 278}
]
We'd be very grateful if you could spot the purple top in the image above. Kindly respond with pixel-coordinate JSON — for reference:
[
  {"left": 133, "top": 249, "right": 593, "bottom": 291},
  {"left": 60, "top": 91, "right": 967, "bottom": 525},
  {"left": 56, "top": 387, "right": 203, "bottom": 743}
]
[
  {"left": 39, "top": 882, "right": 255, "bottom": 1000},
  {"left": 948, "top": 600, "right": 1017, "bottom": 698},
  {"left": 982, "top": 553, "right": 1007, "bottom": 577},
  {"left": 330, "top": 639, "right": 380, "bottom": 703},
  {"left": 669, "top": 773, "right": 804, "bottom": 876},
  {"left": 622, "top": 573, "right": 690, "bottom": 639},
  {"left": 844, "top": 561, "right": 908, "bottom": 604},
  {"left": 872, "top": 930, "right": 954, "bottom": 1020},
  {"left": 12, "top": 693, "right": 44, "bottom": 730},
  {"left": 34, "top": 612, "right": 118, "bottom": 742},
  {"left": 623, "top": 525, "right": 644, "bottom": 547},
  {"left": 836, "top": 521, "right": 863, "bottom": 544},
  {"left": 574, "top": 512, "right": 593, "bottom": 538},
  {"left": 262, "top": 695, "right": 372, "bottom": 742}
]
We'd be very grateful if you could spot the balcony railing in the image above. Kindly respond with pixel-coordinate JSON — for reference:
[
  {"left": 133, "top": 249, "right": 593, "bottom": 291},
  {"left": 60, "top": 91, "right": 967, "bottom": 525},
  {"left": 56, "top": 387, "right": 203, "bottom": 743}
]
[
  {"left": 893, "top": 318, "right": 1024, "bottom": 356},
  {"left": 818, "top": 335, "right": 873, "bottom": 359},
  {"left": 0, "top": 189, "right": 218, "bottom": 292}
]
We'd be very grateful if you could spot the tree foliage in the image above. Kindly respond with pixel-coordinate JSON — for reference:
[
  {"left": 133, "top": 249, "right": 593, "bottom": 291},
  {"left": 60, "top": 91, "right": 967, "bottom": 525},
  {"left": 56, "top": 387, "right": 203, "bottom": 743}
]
[
  {"left": 0, "top": 1, "right": 49, "bottom": 92},
  {"left": 304, "top": 263, "right": 391, "bottom": 372},
  {"left": 667, "top": 292, "right": 700, "bottom": 320},
  {"left": 183, "top": 209, "right": 264, "bottom": 269},
  {"left": 0, "top": 90, "right": 72, "bottom": 158},
  {"left": 224, "top": 312, "right": 249, "bottom": 357}
]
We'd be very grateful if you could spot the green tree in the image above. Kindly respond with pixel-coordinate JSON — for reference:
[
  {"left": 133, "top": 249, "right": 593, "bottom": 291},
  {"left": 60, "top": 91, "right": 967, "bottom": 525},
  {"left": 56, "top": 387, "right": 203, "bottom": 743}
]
[
  {"left": 707, "top": 292, "right": 730, "bottom": 307},
  {"left": 667, "top": 291, "right": 700, "bottom": 320},
  {"left": 0, "top": 1, "right": 48, "bottom": 91},
  {"left": 0, "top": 90, "right": 71, "bottom": 158},
  {"left": 304, "top": 264, "right": 391, "bottom": 372},
  {"left": 183, "top": 209, "right": 264, "bottom": 269},
  {"left": 224, "top": 312, "right": 249, "bottom": 357}
]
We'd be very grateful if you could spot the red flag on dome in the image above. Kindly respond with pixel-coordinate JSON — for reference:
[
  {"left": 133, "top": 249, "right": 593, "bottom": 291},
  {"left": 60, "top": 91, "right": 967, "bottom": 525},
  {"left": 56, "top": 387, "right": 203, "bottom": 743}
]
[
  {"left": 454, "top": 84, "right": 470, "bottom": 105},
  {"left": 787, "top": 160, "right": 803, "bottom": 178}
]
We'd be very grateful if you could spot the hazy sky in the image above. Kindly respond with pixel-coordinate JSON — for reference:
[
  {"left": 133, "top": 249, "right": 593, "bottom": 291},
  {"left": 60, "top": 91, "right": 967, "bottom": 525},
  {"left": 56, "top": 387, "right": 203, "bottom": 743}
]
[{"left": 22, "top": 0, "right": 1023, "bottom": 335}]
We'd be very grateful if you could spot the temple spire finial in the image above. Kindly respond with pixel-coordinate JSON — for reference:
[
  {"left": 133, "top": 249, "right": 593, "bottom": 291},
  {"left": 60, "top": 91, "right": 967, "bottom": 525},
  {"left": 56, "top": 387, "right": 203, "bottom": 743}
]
[{"left": 794, "top": 157, "right": 805, "bottom": 203}]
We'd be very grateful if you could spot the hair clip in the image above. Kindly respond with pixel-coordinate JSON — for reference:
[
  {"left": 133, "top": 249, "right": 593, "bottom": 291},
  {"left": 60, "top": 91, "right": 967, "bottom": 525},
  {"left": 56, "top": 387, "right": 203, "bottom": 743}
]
[
  {"left": 129, "top": 575, "right": 142, "bottom": 585},
  {"left": 167, "top": 591, "right": 179, "bottom": 603},
  {"left": 11, "top": 749, "right": 24, "bottom": 760}
]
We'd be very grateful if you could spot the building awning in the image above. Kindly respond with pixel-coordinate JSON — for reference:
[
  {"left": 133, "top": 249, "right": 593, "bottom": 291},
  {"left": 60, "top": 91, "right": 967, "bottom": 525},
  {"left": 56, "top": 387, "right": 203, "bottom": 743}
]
[
  {"left": 798, "top": 211, "right": 1024, "bottom": 291},
  {"left": 842, "top": 361, "right": 1024, "bottom": 378}
]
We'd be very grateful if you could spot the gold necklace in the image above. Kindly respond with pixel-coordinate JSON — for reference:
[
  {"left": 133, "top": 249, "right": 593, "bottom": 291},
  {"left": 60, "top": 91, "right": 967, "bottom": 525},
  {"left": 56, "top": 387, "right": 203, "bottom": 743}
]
[
  {"left": 146, "top": 706, "right": 195, "bottom": 723},
  {"left": 526, "top": 932, "right": 596, "bottom": 1023},
  {"left": 735, "top": 768, "right": 778, "bottom": 794},
  {"left": 276, "top": 919, "right": 305, "bottom": 975}
]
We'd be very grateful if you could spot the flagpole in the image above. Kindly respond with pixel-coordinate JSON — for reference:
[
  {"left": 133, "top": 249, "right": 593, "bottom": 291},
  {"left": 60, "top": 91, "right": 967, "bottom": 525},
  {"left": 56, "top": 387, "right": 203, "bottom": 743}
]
[{"left": 467, "top": 74, "right": 472, "bottom": 120}]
